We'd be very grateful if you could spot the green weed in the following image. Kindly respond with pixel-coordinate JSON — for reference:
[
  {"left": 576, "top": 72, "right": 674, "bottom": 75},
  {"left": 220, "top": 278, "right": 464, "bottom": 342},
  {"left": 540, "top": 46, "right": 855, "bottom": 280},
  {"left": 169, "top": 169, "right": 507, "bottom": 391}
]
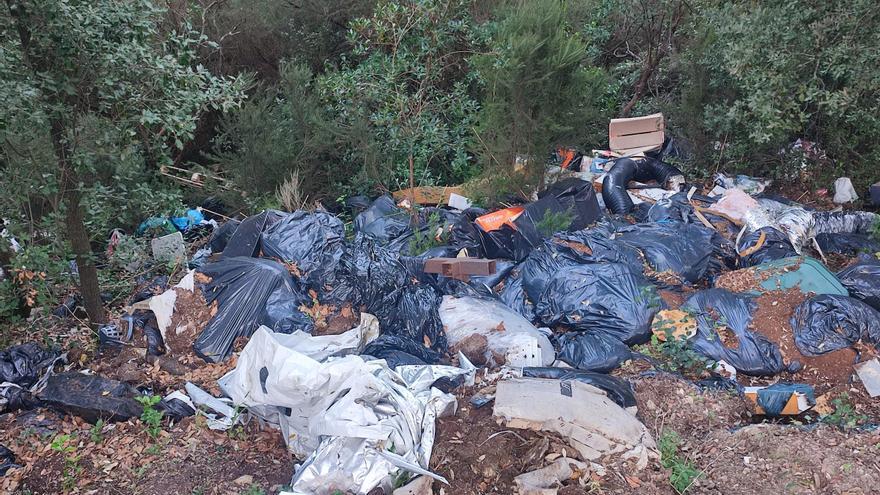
[
  {"left": 135, "top": 395, "right": 164, "bottom": 439},
  {"left": 50, "top": 434, "right": 81, "bottom": 492},
  {"left": 823, "top": 393, "right": 868, "bottom": 429},
  {"left": 89, "top": 419, "right": 104, "bottom": 444},
  {"left": 658, "top": 430, "right": 701, "bottom": 494}
]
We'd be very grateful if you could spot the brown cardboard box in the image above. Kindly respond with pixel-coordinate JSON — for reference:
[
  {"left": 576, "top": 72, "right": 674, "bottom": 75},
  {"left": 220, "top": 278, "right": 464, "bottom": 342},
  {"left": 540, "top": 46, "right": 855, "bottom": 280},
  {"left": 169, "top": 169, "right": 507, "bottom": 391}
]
[{"left": 609, "top": 113, "right": 665, "bottom": 155}]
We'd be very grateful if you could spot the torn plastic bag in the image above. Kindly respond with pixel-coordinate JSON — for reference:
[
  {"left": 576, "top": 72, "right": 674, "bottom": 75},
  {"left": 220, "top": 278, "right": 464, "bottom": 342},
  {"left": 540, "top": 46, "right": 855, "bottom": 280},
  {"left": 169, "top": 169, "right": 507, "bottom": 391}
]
[
  {"left": 0, "top": 444, "right": 18, "bottom": 476},
  {"left": 754, "top": 383, "right": 815, "bottom": 417},
  {"left": 260, "top": 210, "right": 346, "bottom": 293},
  {"left": 534, "top": 263, "right": 659, "bottom": 345},
  {"left": 438, "top": 296, "right": 554, "bottom": 367},
  {"left": 195, "top": 257, "right": 313, "bottom": 363},
  {"left": 520, "top": 367, "right": 636, "bottom": 409},
  {"left": 556, "top": 332, "right": 633, "bottom": 373},
  {"left": 815, "top": 233, "right": 880, "bottom": 256},
  {"left": 737, "top": 227, "right": 797, "bottom": 267},
  {"left": 158, "top": 390, "right": 196, "bottom": 420},
  {"left": 361, "top": 334, "right": 441, "bottom": 367},
  {"left": 682, "top": 289, "right": 788, "bottom": 376},
  {"left": 208, "top": 220, "right": 240, "bottom": 253},
  {"left": 498, "top": 267, "right": 536, "bottom": 322},
  {"left": 219, "top": 327, "right": 460, "bottom": 494},
  {"left": 615, "top": 223, "right": 716, "bottom": 284},
  {"left": 38, "top": 372, "right": 142, "bottom": 423},
  {"left": 221, "top": 210, "right": 285, "bottom": 258},
  {"left": 0, "top": 343, "right": 59, "bottom": 388},
  {"left": 837, "top": 255, "right": 880, "bottom": 310},
  {"left": 790, "top": 294, "right": 880, "bottom": 356},
  {"left": 354, "top": 195, "right": 412, "bottom": 243}
]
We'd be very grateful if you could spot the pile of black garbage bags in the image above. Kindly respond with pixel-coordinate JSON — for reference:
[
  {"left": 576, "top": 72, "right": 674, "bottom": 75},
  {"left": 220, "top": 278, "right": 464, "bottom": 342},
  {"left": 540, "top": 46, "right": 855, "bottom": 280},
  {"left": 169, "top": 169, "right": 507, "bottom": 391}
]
[{"left": 193, "top": 175, "right": 880, "bottom": 404}]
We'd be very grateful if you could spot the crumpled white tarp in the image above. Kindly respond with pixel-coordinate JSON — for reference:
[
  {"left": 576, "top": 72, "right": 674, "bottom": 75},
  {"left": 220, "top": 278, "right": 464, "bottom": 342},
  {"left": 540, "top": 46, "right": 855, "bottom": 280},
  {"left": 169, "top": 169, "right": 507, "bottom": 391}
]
[{"left": 219, "top": 326, "right": 468, "bottom": 495}]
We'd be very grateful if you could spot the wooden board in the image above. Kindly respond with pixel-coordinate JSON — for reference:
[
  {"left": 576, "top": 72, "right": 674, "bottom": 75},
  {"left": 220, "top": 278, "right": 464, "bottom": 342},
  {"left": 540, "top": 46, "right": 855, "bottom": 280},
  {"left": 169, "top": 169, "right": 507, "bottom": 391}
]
[{"left": 392, "top": 186, "right": 464, "bottom": 205}]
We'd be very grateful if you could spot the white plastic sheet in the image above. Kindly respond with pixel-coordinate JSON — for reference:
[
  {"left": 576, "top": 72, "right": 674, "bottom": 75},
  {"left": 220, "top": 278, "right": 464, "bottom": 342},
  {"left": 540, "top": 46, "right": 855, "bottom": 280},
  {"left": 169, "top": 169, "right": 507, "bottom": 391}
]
[{"left": 219, "top": 327, "right": 466, "bottom": 494}]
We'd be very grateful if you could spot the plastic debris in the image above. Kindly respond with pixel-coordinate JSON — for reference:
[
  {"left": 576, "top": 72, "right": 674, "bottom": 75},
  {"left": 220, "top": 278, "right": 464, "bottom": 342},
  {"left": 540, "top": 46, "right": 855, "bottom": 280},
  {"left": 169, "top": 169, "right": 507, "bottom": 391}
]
[
  {"left": 219, "top": 327, "right": 464, "bottom": 494},
  {"left": 438, "top": 296, "right": 555, "bottom": 367},
  {"left": 682, "top": 289, "right": 789, "bottom": 376},
  {"left": 744, "top": 383, "right": 815, "bottom": 417},
  {"left": 38, "top": 372, "right": 142, "bottom": 423},
  {"left": 790, "top": 294, "right": 880, "bottom": 356},
  {"left": 836, "top": 255, "right": 880, "bottom": 310},
  {"left": 195, "top": 257, "right": 313, "bottom": 362},
  {"left": 833, "top": 177, "right": 858, "bottom": 204}
]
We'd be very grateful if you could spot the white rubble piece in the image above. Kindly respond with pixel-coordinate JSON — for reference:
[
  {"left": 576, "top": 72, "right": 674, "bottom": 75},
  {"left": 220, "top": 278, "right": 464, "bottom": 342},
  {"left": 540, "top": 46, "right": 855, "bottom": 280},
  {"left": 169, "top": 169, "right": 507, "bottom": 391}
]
[
  {"left": 392, "top": 475, "right": 434, "bottom": 495},
  {"left": 514, "top": 457, "right": 590, "bottom": 495},
  {"left": 447, "top": 193, "right": 472, "bottom": 211},
  {"left": 151, "top": 231, "right": 186, "bottom": 264},
  {"left": 833, "top": 177, "right": 858, "bottom": 204},
  {"left": 493, "top": 378, "right": 657, "bottom": 468},
  {"left": 149, "top": 289, "right": 176, "bottom": 339},
  {"left": 855, "top": 359, "right": 880, "bottom": 398},
  {"left": 439, "top": 296, "right": 555, "bottom": 367},
  {"left": 220, "top": 326, "right": 467, "bottom": 495}
]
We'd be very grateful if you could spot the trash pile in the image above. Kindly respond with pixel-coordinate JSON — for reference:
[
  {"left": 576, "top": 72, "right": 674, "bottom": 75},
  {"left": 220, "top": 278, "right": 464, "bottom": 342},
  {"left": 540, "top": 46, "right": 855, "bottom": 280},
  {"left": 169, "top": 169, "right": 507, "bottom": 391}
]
[{"left": 3, "top": 113, "right": 880, "bottom": 494}]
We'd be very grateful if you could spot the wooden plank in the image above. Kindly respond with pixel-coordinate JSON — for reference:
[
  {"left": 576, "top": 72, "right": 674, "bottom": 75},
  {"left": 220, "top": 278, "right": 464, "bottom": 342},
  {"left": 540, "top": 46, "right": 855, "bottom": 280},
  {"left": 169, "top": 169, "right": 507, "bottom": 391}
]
[
  {"left": 392, "top": 186, "right": 463, "bottom": 205},
  {"left": 423, "top": 257, "right": 496, "bottom": 281}
]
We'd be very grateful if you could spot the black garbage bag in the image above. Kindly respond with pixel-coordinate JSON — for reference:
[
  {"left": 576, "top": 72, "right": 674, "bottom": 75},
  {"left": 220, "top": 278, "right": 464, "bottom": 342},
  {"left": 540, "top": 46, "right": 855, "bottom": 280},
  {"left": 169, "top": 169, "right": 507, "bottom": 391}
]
[
  {"left": 521, "top": 367, "right": 636, "bottom": 409},
  {"left": 260, "top": 210, "right": 346, "bottom": 294},
  {"left": 129, "top": 275, "right": 168, "bottom": 305},
  {"left": 815, "top": 233, "right": 880, "bottom": 256},
  {"left": 837, "top": 255, "right": 880, "bottom": 310},
  {"left": 0, "top": 444, "right": 18, "bottom": 476},
  {"left": 0, "top": 342, "right": 58, "bottom": 388},
  {"left": 361, "top": 334, "right": 442, "bottom": 366},
  {"left": 552, "top": 227, "right": 643, "bottom": 267},
  {"left": 38, "top": 372, "right": 142, "bottom": 423},
  {"left": 450, "top": 207, "right": 486, "bottom": 255},
  {"left": 379, "top": 284, "right": 447, "bottom": 351},
  {"left": 208, "top": 220, "right": 240, "bottom": 253},
  {"left": 498, "top": 267, "right": 536, "bottom": 322},
  {"left": 195, "top": 257, "right": 313, "bottom": 363},
  {"left": 682, "top": 289, "right": 788, "bottom": 376},
  {"left": 534, "top": 263, "right": 659, "bottom": 345},
  {"left": 477, "top": 180, "right": 603, "bottom": 262},
  {"left": 221, "top": 210, "right": 286, "bottom": 258},
  {"left": 343, "top": 235, "right": 447, "bottom": 353},
  {"left": 738, "top": 227, "right": 797, "bottom": 267},
  {"left": 477, "top": 222, "right": 537, "bottom": 262},
  {"left": 556, "top": 332, "right": 633, "bottom": 373},
  {"left": 530, "top": 178, "right": 602, "bottom": 231},
  {"left": 354, "top": 195, "right": 411, "bottom": 243},
  {"left": 790, "top": 294, "right": 880, "bottom": 356},
  {"left": 616, "top": 223, "right": 716, "bottom": 284}
]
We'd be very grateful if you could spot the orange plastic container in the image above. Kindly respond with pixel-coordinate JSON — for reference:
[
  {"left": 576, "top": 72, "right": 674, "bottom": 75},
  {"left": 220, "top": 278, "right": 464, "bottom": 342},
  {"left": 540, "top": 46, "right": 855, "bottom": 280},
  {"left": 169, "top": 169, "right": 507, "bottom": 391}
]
[{"left": 475, "top": 206, "right": 525, "bottom": 232}]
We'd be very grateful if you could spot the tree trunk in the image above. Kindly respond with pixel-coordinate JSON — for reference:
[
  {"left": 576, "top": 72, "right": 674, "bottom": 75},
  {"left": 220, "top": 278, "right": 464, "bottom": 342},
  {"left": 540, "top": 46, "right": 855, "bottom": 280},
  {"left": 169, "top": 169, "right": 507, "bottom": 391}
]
[{"left": 51, "top": 119, "right": 105, "bottom": 325}]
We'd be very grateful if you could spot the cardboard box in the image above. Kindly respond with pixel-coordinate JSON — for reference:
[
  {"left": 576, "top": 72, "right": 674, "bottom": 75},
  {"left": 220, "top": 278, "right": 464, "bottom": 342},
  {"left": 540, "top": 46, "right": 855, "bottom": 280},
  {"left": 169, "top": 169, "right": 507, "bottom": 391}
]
[{"left": 609, "top": 113, "right": 665, "bottom": 155}]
